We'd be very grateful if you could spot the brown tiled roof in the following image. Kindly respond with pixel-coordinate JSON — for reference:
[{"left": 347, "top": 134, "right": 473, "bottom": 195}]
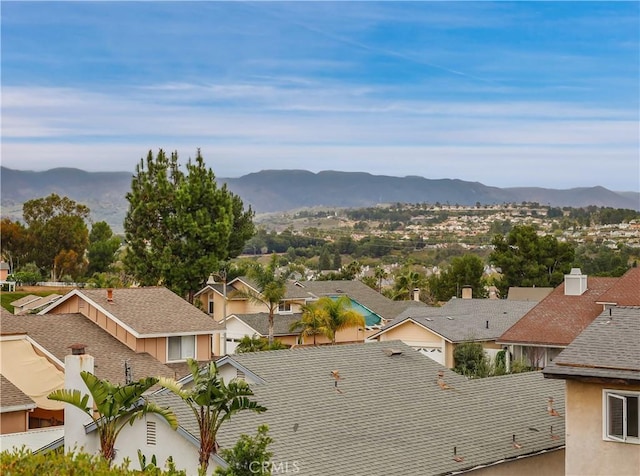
[
  {"left": 544, "top": 306, "right": 640, "bottom": 383},
  {"left": 45, "top": 287, "right": 222, "bottom": 336},
  {"left": 0, "top": 313, "right": 179, "bottom": 384},
  {"left": 0, "top": 374, "right": 35, "bottom": 410},
  {"left": 499, "top": 276, "right": 618, "bottom": 346},
  {"left": 596, "top": 266, "right": 640, "bottom": 306}
]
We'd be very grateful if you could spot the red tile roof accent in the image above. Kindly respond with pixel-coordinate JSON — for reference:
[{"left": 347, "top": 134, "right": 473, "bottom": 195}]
[
  {"left": 596, "top": 266, "right": 640, "bottom": 306},
  {"left": 499, "top": 276, "right": 618, "bottom": 346}
]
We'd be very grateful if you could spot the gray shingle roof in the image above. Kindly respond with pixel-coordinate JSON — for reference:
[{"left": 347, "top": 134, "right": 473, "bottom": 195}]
[
  {"left": 0, "top": 313, "right": 179, "bottom": 384},
  {"left": 375, "top": 298, "right": 537, "bottom": 342},
  {"left": 152, "top": 341, "right": 565, "bottom": 475},
  {"left": 43, "top": 287, "right": 222, "bottom": 336},
  {"left": 231, "top": 313, "right": 302, "bottom": 337},
  {"left": 0, "top": 374, "right": 36, "bottom": 410},
  {"left": 543, "top": 306, "right": 640, "bottom": 383},
  {"left": 285, "top": 280, "right": 427, "bottom": 321}
]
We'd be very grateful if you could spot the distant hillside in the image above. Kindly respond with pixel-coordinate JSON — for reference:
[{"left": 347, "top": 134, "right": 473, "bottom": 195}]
[{"left": 2, "top": 166, "right": 638, "bottom": 233}]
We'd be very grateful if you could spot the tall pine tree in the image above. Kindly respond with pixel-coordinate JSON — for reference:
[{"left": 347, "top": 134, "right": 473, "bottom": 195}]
[{"left": 124, "top": 149, "right": 254, "bottom": 302}]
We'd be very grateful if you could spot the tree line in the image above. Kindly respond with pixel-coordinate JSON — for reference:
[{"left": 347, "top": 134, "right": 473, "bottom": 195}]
[{"left": 1, "top": 149, "right": 254, "bottom": 303}]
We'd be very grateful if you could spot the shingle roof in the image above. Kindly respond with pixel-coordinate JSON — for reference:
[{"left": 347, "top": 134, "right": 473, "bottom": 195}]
[
  {"left": 230, "top": 313, "right": 302, "bottom": 337},
  {"left": 374, "top": 298, "right": 537, "bottom": 342},
  {"left": 43, "top": 287, "right": 222, "bottom": 336},
  {"left": 595, "top": 267, "right": 640, "bottom": 306},
  {"left": 499, "top": 276, "right": 618, "bottom": 346},
  {"left": 0, "top": 374, "right": 36, "bottom": 410},
  {"left": 0, "top": 313, "right": 178, "bottom": 384},
  {"left": 10, "top": 295, "right": 42, "bottom": 308},
  {"left": 285, "top": 280, "right": 427, "bottom": 321},
  {"left": 543, "top": 306, "right": 640, "bottom": 383},
  {"left": 152, "top": 342, "right": 565, "bottom": 476}
]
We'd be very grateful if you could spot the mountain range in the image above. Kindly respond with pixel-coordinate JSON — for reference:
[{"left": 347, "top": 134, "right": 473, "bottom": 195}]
[{"left": 1, "top": 166, "right": 638, "bottom": 233}]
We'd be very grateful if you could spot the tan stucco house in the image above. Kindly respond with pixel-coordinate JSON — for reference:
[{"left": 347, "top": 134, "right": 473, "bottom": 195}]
[
  {"left": 544, "top": 306, "right": 640, "bottom": 476},
  {"left": 500, "top": 267, "right": 639, "bottom": 369},
  {"left": 38, "top": 287, "right": 222, "bottom": 365},
  {"left": 196, "top": 278, "right": 426, "bottom": 352},
  {"left": 368, "top": 296, "right": 537, "bottom": 367}
]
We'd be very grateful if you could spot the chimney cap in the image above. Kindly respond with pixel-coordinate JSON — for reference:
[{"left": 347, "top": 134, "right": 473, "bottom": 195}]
[{"left": 69, "top": 343, "right": 87, "bottom": 355}]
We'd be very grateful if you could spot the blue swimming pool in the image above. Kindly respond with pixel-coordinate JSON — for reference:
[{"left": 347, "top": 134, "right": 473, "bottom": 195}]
[{"left": 330, "top": 296, "right": 381, "bottom": 327}]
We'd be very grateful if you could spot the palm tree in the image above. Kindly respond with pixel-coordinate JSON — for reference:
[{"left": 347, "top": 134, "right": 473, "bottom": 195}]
[
  {"left": 48, "top": 373, "right": 177, "bottom": 464},
  {"left": 289, "top": 302, "right": 331, "bottom": 345},
  {"left": 392, "top": 268, "right": 427, "bottom": 301},
  {"left": 314, "top": 296, "right": 365, "bottom": 344},
  {"left": 235, "top": 254, "right": 288, "bottom": 345},
  {"left": 160, "top": 359, "right": 266, "bottom": 475},
  {"left": 374, "top": 265, "right": 388, "bottom": 293}
]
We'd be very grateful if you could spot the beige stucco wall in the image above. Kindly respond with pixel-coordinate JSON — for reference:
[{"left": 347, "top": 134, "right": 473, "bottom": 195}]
[
  {"left": 196, "top": 334, "right": 210, "bottom": 360},
  {"left": 0, "top": 410, "right": 29, "bottom": 434},
  {"left": 468, "top": 448, "right": 564, "bottom": 476},
  {"left": 565, "top": 379, "right": 640, "bottom": 476}
]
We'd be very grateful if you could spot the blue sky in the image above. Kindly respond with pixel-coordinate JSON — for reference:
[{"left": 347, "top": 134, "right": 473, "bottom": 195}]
[{"left": 2, "top": 1, "right": 639, "bottom": 191}]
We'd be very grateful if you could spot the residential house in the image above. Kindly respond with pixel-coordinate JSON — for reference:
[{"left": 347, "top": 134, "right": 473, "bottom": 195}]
[
  {"left": 0, "top": 375, "right": 36, "bottom": 434},
  {"left": 66, "top": 341, "right": 566, "bottom": 475},
  {"left": 37, "top": 287, "right": 222, "bottom": 365},
  {"left": 368, "top": 296, "right": 537, "bottom": 367},
  {"left": 223, "top": 313, "right": 303, "bottom": 353},
  {"left": 499, "top": 267, "right": 639, "bottom": 369},
  {"left": 543, "top": 306, "right": 640, "bottom": 476},
  {"left": 0, "top": 261, "right": 15, "bottom": 291},
  {"left": 0, "top": 317, "right": 65, "bottom": 435},
  {"left": 0, "top": 262, "right": 9, "bottom": 281},
  {"left": 196, "top": 278, "right": 427, "bottom": 352},
  {"left": 0, "top": 312, "right": 179, "bottom": 385}
]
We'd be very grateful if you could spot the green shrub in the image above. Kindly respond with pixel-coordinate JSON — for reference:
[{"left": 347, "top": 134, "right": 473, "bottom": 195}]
[{"left": 0, "top": 448, "right": 185, "bottom": 476}]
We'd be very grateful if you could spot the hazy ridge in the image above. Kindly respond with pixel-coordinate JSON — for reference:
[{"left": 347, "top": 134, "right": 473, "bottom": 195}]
[{"left": 2, "top": 167, "right": 638, "bottom": 234}]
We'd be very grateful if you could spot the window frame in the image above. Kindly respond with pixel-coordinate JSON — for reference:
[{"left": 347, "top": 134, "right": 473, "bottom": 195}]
[
  {"left": 277, "top": 300, "right": 293, "bottom": 314},
  {"left": 603, "top": 389, "right": 640, "bottom": 444},
  {"left": 166, "top": 335, "right": 197, "bottom": 362}
]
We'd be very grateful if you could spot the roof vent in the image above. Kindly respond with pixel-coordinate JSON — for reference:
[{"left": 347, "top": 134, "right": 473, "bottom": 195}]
[
  {"left": 69, "top": 343, "right": 87, "bottom": 355},
  {"left": 383, "top": 348, "right": 403, "bottom": 356},
  {"left": 107, "top": 288, "right": 114, "bottom": 302}
]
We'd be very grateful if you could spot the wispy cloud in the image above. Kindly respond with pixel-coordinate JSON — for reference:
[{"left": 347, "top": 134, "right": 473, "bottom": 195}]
[{"left": 1, "top": 1, "right": 638, "bottom": 191}]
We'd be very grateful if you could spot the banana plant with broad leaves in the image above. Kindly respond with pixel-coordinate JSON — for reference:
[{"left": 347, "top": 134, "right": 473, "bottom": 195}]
[
  {"left": 159, "top": 359, "right": 266, "bottom": 476},
  {"left": 49, "top": 372, "right": 178, "bottom": 464}
]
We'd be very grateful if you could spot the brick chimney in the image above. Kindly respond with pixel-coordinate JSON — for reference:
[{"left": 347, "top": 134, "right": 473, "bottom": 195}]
[
  {"left": 107, "top": 288, "right": 113, "bottom": 302},
  {"left": 564, "top": 268, "right": 587, "bottom": 296},
  {"left": 64, "top": 345, "right": 98, "bottom": 455}
]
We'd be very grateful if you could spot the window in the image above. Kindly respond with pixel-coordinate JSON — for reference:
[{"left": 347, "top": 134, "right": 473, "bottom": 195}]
[
  {"left": 167, "top": 336, "right": 196, "bottom": 361},
  {"left": 278, "top": 301, "right": 292, "bottom": 313},
  {"left": 604, "top": 390, "right": 639, "bottom": 443},
  {"left": 208, "top": 298, "right": 214, "bottom": 315}
]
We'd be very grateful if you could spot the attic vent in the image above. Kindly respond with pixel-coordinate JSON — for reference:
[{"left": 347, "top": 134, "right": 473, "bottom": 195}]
[
  {"left": 236, "top": 369, "right": 246, "bottom": 380},
  {"left": 383, "top": 348, "right": 403, "bottom": 357},
  {"left": 146, "top": 421, "right": 157, "bottom": 445}
]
